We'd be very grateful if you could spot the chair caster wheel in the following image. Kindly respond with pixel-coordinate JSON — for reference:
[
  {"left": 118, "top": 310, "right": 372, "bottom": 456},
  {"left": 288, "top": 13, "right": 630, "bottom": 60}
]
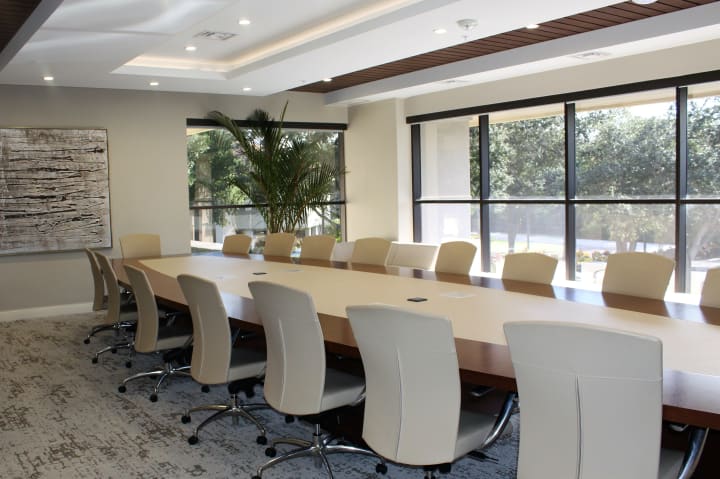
[
  {"left": 91, "top": 357, "right": 98, "bottom": 364},
  {"left": 201, "top": 385, "right": 210, "bottom": 393},
  {"left": 149, "top": 393, "right": 158, "bottom": 402},
  {"left": 376, "top": 463, "right": 388, "bottom": 474},
  {"left": 246, "top": 389, "right": 255, "bottom": 399},
  {"left": 125, "top": 361, "right": 132, "bottom": 368},
  {"left": 265, "top": 447, "right": 277, "bottom": 457},
  {"left": 284, "top": 415, "right": 294, "bottom": 423},
  {"left": 188, "top": 435, "right": 199, "bottom": 445},
  {"left": 83, "top": 338, "right": 90, "bottom": 344},
  {"left": 256, "top": 435, "right": 267, "bottom": 445},
  {"left": 181, "top": 415, "right": 191, "bottom": 424},
  {"left": 118, "top": 385, "right": 126, "bottom": 393},
  {"left": 251, "top": 476, "right": 261, "bottom": 479},
  {"left": 111, "top": 348, "right": 117, "bottom": 354}
]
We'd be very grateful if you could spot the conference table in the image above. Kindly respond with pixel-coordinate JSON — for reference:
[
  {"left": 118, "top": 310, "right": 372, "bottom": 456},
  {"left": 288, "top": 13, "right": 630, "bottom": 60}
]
[{"left": 113, "top": 253, "right": 720, "bottom": 431}]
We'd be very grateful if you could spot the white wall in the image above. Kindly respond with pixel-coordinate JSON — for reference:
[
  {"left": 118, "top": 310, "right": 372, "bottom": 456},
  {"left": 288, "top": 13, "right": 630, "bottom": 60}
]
[
  {"left": 345, "top": 99, "right": 413, "bottom": 241},
  {"left": 0, "top": 85, "right": 345, "bottom": 316}
]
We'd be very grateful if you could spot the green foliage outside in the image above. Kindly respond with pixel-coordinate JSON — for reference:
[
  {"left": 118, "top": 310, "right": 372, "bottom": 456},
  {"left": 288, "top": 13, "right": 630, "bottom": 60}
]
[
  {"left": 481, "top": 96, "right": 720, "bottom": 267},
  {"left": 187, "top": 106, "right": 344, "bottom": 241}
]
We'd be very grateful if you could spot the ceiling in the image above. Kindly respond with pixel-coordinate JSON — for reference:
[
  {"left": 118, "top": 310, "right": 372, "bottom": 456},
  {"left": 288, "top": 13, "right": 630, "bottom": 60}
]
[{"left": 0, "top": 0, "right": 718, "bottom": 106}]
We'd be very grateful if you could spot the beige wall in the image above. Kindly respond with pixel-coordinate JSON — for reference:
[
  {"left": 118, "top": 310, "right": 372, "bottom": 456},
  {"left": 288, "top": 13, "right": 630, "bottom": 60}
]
[
  {"left": 0, "top": 85, "right": 346, "bottom": 316},
  {"left": 345, "top": 99, "right": 413, "bottom": 241}
]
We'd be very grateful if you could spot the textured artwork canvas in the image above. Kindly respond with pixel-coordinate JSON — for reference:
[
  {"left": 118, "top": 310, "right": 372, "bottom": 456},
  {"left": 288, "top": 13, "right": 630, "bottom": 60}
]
[{"left": 0, "top": 128, "right": 111, "bottom": 254}]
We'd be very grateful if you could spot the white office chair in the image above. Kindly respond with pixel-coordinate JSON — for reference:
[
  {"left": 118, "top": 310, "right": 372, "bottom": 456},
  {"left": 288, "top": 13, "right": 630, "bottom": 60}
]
[
  {"left": 501, "top": 252, "right": 558, "bottom": 284},
  {"left": 300, "top": 234, "right": 336, "bottom": 260},
  {"left": 263, "top": 232, "right": 295, "bottom": 257},
  {"left": 120, "top": 233, "right": 161, "bottom": 258},
  {"left": 386, "top": 242, "right": 438, "bottom": 270},
  {"left": 346, "top": 304, "right": 515, "bottom": 478},
  {"left": 222, "top": 233, "right": 252, "bottom": 254},
  {"left": 177, "top": 274, "right": 268, "bottom": 445},
  {"left": 89, "top": 253, "right": 138, "bottom": 364},
  {"left": 602, "top": 252, "right": 674, "bottom": 300},
  {"left": 700, "top": 267, "right": 720, "bottom": 308},
  {"left": 117, "top": 265, "right": 193, "bottom": 401},
  {"left": 504, "top": 321, "right": 707, "bottom": 479},
  {"left": 248, "top": 281, "right": 386, "bottom": 479},
  {"left": 350, "top": 237, "right": 391, "bottom": 266},
  {"left": 330, "top": 241, "right": 355, "bottom": 262},
  {"left": 434, "top": 241, "right": 477, "bottom": 275},
  {"left": 85, "top": 248, "right": 106, "bottom": 312}
]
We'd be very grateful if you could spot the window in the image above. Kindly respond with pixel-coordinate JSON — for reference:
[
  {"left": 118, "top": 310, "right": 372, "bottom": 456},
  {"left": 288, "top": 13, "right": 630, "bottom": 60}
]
[
  {"left": 411, "top": 71, "right": 720, "bottom": 295},
  {"left": 187, "top": 121, "right": 346, "bottom": 252}
]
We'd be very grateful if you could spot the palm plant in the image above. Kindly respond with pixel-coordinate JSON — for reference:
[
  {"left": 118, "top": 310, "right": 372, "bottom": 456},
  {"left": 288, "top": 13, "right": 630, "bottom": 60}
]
[{"left": 208, "top": 104, "right": 343, "bottom": 234}]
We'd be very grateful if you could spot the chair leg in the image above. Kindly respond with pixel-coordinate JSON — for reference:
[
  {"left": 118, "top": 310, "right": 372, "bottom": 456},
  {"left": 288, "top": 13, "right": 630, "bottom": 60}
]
[
  {"left": 91, "top": 341, "right": 132, "bottom": 363},
  {"left": 183, "top": 393, "right": 267, "bottom": 444},
  {"left": 253, "top": 423, "right": 386, "bottom": 479}
]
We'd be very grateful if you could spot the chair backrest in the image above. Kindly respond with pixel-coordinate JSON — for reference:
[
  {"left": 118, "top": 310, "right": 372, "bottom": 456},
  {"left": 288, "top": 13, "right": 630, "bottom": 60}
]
[
  {"left": 504, "top": 321, "right": 663, "bottom": 479},
  {"left": 85, "top": 248, "right": 105, "bottom": 311},
  {"left": 123, "top": 265, "right": 160, "bottom": 353},
  {"left": 248, "top": 281, "right": 327, "bottom": 415},
  {"left": 94, "top": 253, "right": 124, "bottom": 325},
  {"left": 330, "top": 241, "right": 355, "bottom": 262},
  {"left": 300, "top": 235, "right": 336, "bottom": 260},
  {"left": 350, "top": 237, "right": 391, "bottom": 266},
  {"left": 386, "top": 242, "right": 438, "bottom": 270},
  {"left": 601, "top": 252, "right": 674, "bottom": 300},
  {"left": 434, "top": 241, "right": 477, "bottom": 275},
  {"left": 501, "top": 252, "right": 558, "bottom": 285},
  {"left": 263, "top": 232, "right": 295, "bottom": 257},
  {"left": 700, "top": 267, "right": 720, "bottom": 308},
  {"left": 177, "top": 274, "right": 232, "bottom": 384},
  {"left": 120, "top": 233, "right": 161, "bottom": 259},
  {"left": 222, "top": 234, "right": 252, "bottom": 254},
  {"left": 346, "top": 304, "right": 462, "bottom": 466}
]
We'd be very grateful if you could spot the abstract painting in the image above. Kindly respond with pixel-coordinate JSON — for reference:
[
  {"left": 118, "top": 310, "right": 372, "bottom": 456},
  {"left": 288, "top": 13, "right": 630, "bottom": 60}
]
[{"left": 0, "top": 128, "right": 111, "bottom": 255}]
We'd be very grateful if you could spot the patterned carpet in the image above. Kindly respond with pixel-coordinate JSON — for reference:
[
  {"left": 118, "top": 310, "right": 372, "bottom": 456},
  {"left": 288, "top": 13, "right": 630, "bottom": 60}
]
[{"left": 0, "top": 313, "right": 519, "bottom": 478}]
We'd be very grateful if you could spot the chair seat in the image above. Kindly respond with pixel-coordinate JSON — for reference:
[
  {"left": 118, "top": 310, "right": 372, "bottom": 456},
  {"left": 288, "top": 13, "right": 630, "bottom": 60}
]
[
  {"left": 227, "top": 348, "right": 266, "bottom": 382},
  {"left": 319, "top": 368, "right": 365, "bottom": 411},
  {"left": 453, "top": 408, "right": 499, "bottom": 460},
  {"left": 658, "top": 447, "right": 684, "bottom": 479},
  {"left": 155, "top": 325, "right": 192, "bottom": 351}
]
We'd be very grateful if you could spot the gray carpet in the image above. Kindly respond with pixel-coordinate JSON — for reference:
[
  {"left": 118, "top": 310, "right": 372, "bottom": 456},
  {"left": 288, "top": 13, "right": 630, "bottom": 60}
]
[{"left": 0, "top": 313, "right": 518, "bottom": 478}]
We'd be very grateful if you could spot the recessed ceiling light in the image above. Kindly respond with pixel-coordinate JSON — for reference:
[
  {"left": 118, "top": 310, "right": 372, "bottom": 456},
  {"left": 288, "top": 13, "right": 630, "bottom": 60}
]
[
  {"left": 526, "top": 24, "right": 540, "bottom": 29},
  {"left": 322, "top": 78, "right": 332, "bottom": 82},
  {"left": 43, "top": 75, "right": 54, "bottom": 81},
  {"left": 185, "top": 45, "right": 197, "bottom": 52},
  {"left": 242, "top": 87, "right": 252, "bottom": 91},
  {"left": 632, "top": 0, "right": 657, "bottom": 4},
  {"left": 238, "top": 18, "right": 251, "bottom": 26},
  {"left": 433, "top": 27, "right": 447, "bottom": 34},
  {"left": 149, "top": 81, "right": 159, "bottom": 86}
]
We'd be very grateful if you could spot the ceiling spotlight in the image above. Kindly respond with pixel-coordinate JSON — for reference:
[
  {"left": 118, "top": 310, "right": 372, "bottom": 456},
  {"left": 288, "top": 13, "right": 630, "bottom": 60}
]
[
  {"left": 43, "top": 75, "right": 54, "bottom": 81},
  {"left": 238, "top": 18, "right": 251, "bottom": 25},
  {"left": 242, "top": 87, "right": 252, "bottom": 91},
  {"left": 433, "top": 27, "right": 447, "bottom": 34},
  {"left": 149, "top": 81, "right": 159, "bottom": 86},
  {"left": 632, "top": 0, "right": 657, "bottom": 4},
  {"left": 185, "top": 45, "right": 197, "bottom": 52},
  {"left": 322, "top": 78, "right": 332, "bottom": 82},
  {"left": 526, "top": 24, "right": 540, "bottom": 29}
]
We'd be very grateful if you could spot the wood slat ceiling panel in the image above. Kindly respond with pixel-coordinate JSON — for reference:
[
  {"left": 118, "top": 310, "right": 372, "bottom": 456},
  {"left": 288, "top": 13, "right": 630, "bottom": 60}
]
[{"left": 294, "top": 0, "right": 718, "bottom": 94}]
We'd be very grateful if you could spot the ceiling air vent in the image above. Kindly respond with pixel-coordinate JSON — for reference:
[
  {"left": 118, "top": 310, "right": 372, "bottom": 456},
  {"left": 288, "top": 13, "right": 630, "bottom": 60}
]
[{"left": 194, "top": 31, "right": 237, "bottom": 41}]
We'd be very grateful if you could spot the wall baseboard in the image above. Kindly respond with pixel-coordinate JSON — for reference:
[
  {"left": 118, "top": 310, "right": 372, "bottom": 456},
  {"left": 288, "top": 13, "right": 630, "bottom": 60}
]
[{"left": 0, "top": 303, "right": 94, "bottom": 322}]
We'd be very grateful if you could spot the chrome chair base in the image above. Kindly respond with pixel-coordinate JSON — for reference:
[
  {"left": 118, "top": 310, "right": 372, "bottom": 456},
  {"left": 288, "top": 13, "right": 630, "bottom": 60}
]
[
  {"left": 118, "top": 361, "right": 191, "bottom": 401},
  {"left": 253, "top": 423, "right": 387, "bottom": 479},
  {"left": 182, "top": 392, "right": 268, "bottom": 445}
]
